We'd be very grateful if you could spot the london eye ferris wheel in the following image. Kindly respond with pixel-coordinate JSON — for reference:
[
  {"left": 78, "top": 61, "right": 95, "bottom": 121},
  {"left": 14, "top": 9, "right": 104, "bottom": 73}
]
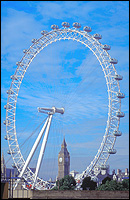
[{"left": 4, "top": 22, "right": 125, "bottom": 190}]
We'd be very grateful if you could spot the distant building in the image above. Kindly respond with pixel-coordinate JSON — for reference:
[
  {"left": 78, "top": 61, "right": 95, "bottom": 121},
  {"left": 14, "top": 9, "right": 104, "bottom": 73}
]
[
  {"left": 92, "top": 167, "right": 129, "bottom": 185},
  {"left": 112, "top": 168, "right": 129, "bottom": 182},
  {"left": 1, "top": 152, "right": 19, "bottom": 181},
  {"left": 1, "top": 152, "right": 35, "bottom": 186},
  {"left": 90, "top": 165, "right": 113, "bottom": 186},
  {"left": 57, "top": 137, "right": 70, "bottom": 180},
  {"left": 1, "top": 152, "right": 6, "bottom": 181},
  {"left": 6, "top": 168, "right": 18, "bottom": 180},
  {"left": 95, "top": 171, "right": 113, "bottom": 186},
  {"left": 93, "top": 165, "right": 110, "bottom": 176}
]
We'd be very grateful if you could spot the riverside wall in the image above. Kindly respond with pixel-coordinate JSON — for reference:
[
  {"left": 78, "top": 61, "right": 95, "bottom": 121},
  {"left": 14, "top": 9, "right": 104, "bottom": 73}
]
[
  {"left": 2, "top": 188, "right": 129, "bottom": 199},
  {"left": 30, "top": 190, "right": 129, "bottom": 199}
]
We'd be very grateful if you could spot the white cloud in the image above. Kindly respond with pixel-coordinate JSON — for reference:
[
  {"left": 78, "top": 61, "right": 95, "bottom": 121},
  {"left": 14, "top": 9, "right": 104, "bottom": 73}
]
[{"left": 1, "top": 8, "right": 47, "bottom": 72}]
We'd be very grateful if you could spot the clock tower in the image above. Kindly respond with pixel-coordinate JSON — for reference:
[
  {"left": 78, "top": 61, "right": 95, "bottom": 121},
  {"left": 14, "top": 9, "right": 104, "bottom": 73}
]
[{"left": 58, "top": 137, "right": 70, "bottom": 180}]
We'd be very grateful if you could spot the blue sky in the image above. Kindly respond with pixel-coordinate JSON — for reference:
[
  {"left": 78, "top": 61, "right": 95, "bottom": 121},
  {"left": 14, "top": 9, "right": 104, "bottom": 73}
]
[{"left": 1, "top": 1, "right": 129, "bottom": 181}]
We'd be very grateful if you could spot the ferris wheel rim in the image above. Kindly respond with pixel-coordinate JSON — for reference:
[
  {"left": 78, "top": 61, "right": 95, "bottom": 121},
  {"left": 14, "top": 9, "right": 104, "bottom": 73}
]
[{"left": 5, "top": 23, "right": 124, "bottom": 189}]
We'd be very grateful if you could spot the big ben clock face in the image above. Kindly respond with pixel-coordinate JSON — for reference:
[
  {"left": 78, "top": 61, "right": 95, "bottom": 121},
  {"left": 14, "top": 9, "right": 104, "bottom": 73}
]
[{"left": 59, "top": 157, "right": 62, "bottom": 163}]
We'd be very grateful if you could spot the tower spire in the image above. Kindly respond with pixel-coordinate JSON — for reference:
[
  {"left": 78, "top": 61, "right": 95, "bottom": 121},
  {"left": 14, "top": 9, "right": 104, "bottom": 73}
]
[
  {"left": 61, "top": 137, "right": 67, "bottom": 148},
  {"left": 58, "top": 137, "right": 70, "bottom": 180}
]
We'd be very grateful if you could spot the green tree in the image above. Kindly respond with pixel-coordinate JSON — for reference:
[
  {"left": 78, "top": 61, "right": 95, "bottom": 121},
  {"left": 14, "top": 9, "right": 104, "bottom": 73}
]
[
  {"left": 122, "top": 179, "right": 129, "bottom": 190},
  {"left": 96, "top": 180, "right": 129, "bottom": 191},
  {"left": 81, "top": 176, "right": 97, "bottom": 190},
  {"left": 52, "top": 175, "right": 76, "bottom": 190}
]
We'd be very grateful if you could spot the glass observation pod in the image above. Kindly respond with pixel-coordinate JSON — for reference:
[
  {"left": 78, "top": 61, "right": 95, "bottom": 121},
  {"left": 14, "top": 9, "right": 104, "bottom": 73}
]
[
  {"left": 108, "top": 149, "right": 117, "bottom": 154},
  {"left": 7, "top": 89, "right": 14, "bottom": 95},
  {"left": 109, "top": 58, "right": 118, "bottom": 64},
  {"left": 116, "top": 111, "right": 125, "bottom": 118},
  {"left": 23, "top": 49, "right": 30, "bottom": 54},
  {"left": 12, "top": 163, "right": 16, "bottom": 168},
  {"left": 62, "top": 22, "right": 70, "bottom": 28},
  {"left": 41, "top": 30, "right": 48, "bottom": 35},
  {"left": 83, "top": 26, "right": 92, "bottom": 32},
  {"left": 4, "top": 135, "right": 8, "bottom": 140},
  {"left": 51, "top": 24, "right": 59, "bottom": 30},
  {"left": 102, "top": 44, "right": 111, "bottom": 50},
  {"left": 32, "top": 38, "right": 37, "bottom": 43},
  {"left": 93, "top": 33, "right": 102, "bottom": 40},
  {"left": 100, "top": 164, "right": 109, "bottom": 170},
  {"left": 72, "top": 22, "right": 81, "bottom": 28},
  {"left": 23, "top": 49, "right": 28, "bottom": 53},
  {"left": 4, "top": 104, "right": 12, "bottom": 109},
  {"left": 114, "top": 74, "right": 123, "bottom": 80},
  {"left": 113, "top": 130, "right": 122, "bottom": 136},
  {"left": 7, "top": 150, "right": 15, "bottom": 155},
  {"left": 116, "top": 92, "right": 125, "bottom": 98},
  {"left": 4, "top": 135, "right": 12, "bottom": 140},
  {"left": 3, "top": 119, "right": 11, "bottom": 125},
  {"left": 10, "top": 75, "right": 18, "bottom": 80}
]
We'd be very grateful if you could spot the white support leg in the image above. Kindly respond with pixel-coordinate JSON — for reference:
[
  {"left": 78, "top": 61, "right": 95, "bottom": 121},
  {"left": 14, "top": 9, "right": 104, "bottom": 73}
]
[
  {"left": 32, "top": 114, "right": 53, "bottom": 188},
  {"left": 14, "top": 116, "right": 49, "bottom": 189}
]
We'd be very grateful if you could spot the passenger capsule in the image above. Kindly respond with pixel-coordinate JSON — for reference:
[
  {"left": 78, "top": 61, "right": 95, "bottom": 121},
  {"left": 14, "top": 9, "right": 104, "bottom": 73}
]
[
  {"left": 32, "top": 39, "right": 37, "bottom": 43},
  {"left": 109, "top": 58, "right": 118, "bottom": 64},
  {"left": 93, "top": 33, "right": 102, "bottom": 40},
  {"left": 62, "top": 22, "right": 70, "bottom": 28},
  {"left": 12, "top": 163, "right": 16, "bottom": 168},
  {"left": 116, "top": 92, "right": 125, "bottom": 98},
  {"left": 7, "top": 150, "right": 15, "bottom": 155},
  {"left": 116, "top": 111, "right": 125, "bottom": 118},
  {"left": 4, "top": 104, "right": 12, "bottom": 109},
  {"left": 41, "top": 30, "right": 48, "bottom": 35},
  {"left": 3, "top": 120, "right": 6, "bottom": 125},
  {"left": 3, "top": 120, "right": 11, "bottom": 125},
  {"left": 4, "top": 135, "right": 12, "bottom": 140},
  {"left": 83, "top": 26, "right": 92, "bottom": 32},
  {"left": 72, "top": 22, "right": 81, "bottom": 29},
  {"left": 10, "top": 75, "right": 18, "bottom": 80},
  {"left": 7, "top": 150, "right": 11, "bottom": 154},
  {"left": 4, "top": 135, "right": 7, "bottom": 140},
  {"left": 51, "top": 24, "right": 59, "bottom": 30},
  {"left": 114, "top": 74, "right": 123, "bottom": 80},
  {"left": 23, "top": 49, "right": 27, "bottom": 53},
  {"left": 102, "top": 44, "right": 111, "bottom": 50},
  {"left": 113, "top": 131, "right": 122, "bottom": 136},
  {"left": 7, "top": 89, "right": 14, "bottom": 95},
  {"left": 100, "top": 164, "right": 109, "bottom": 170},
  {"left": 108, "top": 148, "right": 116, "bottom": 154}
]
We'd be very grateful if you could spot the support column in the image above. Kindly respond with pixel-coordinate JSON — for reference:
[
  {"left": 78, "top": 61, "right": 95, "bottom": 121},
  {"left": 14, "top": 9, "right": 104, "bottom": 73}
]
[
  {"left": 32, "top": 114, "right": 53, "bottom": 188},
  {"left": 14, "top": 117, "right": 49, "bottom": 189}
]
